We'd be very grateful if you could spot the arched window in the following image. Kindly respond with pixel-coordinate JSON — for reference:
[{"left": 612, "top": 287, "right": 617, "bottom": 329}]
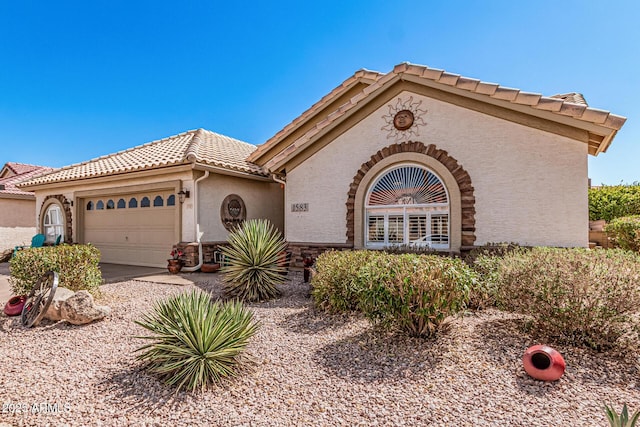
[
  {"left": 167, "top": 195, "right": 176, "bottom": 206},
  {"left": 117, "top": 199, "right": 126, "bottom": 209},
  {"left": 365, "top": 164, "right": 449, "bottom": 249},
  {"left": 141, "top": 197, "right": 150, "bottom": 208},
  {"left": 106, "top": 199, "right": 115, "bottom": 210},
  {"left": 96, "top": 200, "right": 105, "bottom": 210},
  {"left": 43, "top": 204, "right": 64, "bottom": 243},
  {"left": 86, "top": 201, "right": 94, "bottom": 211},
  {"left": 153, "top": 196, "right": 164, "bottom": 207},
  {"left": 129, "top": 198, "right": 138, "bottom": 208}
]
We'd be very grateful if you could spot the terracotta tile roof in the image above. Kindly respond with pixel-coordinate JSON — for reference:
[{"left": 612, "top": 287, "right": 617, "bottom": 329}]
[
  {"left": 261, "top": 62, "right": 626, "bottom": 170},
  {"left": 0, "top": 163, "right": 53, "bottom": 197},
  {"left": 19, "top": 129, "right": 267, "bottom": 187}
]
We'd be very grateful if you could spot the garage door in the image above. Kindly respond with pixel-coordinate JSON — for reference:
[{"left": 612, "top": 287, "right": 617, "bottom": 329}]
[{"left": 83, "top": 190, "right": 177, "bottom": 267}]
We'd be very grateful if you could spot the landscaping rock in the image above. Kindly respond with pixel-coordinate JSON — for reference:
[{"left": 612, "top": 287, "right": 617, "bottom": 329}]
[
  {"left": 44, "top": 286, "right": 76, "bottom": 321},
  {"left": 60, "top": 290, "right": 111, "bottom": 325}
]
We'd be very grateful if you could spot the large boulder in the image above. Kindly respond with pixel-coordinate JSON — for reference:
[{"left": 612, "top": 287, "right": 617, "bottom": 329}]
[
  {"left": 60, "top": 291, "right": 111, "bottom": 325},
  {"left": 44, "top": 286, "right": 76, "bottom": 321}
]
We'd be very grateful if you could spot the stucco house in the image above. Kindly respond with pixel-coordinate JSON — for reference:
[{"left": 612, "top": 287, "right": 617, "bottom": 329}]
[
  {"left": 0, "top": 162, "right": 53, "bottom": 250},
  {"left": 18, "top": 130, "right": 283, "bottom": 267},
  {"left": 19, "top": 62, "right": 626, "bottom": 268}
]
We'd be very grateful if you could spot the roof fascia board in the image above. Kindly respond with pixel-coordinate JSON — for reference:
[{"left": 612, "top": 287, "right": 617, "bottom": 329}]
[
  {"left": 74, "top": 179, "right": 183, "bottom": 198},
  {"left": 19, "top": 163, "right": 194, "bottom": 192},
  {"left": 192, "top": 163, "right": 273, "bottom": 182},
  {"left": 249, "top": 79, "right": 379, "bottom": 165},
  {"left": 268, "top": 78, "right": 601, "bottom": 172},
  {"left": 0, "top": 193, "right": 35, "bottom": 200},
  {"left": 400, "top": 74, "right": 616, "bottom": 140}
]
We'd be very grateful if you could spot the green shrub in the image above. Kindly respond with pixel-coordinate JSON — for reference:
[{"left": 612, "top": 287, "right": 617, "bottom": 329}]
[
  {"left": 494, "top": 247, "right": 640, "bottom": 350},
  {"left": 220, "top": 219, "right": 287, "bottom": 302},
  {"left": 9, "top": 244, "right": 102, "bottom": 295},
  {"left": 357, "top": 253, "right": 475, "bottom": 337},
  {"left": 135, "top": 289, "right": 260, "bottom": 392},
  {"left": 311, "top": 250, "right": 377, "bottom": 312},
  {"left": 605, "top": 216, "right": 640, "bottom": 252},
  {"left": 466, "top": 243, "right": 525, "bottom": 309},
  {"left": 589, "top": 184, "right": 640, "bottom": 222}
]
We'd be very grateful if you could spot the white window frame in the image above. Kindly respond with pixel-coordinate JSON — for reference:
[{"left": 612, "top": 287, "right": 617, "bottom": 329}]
[
  {"left": 43, "top": 204, "right": 64, "bottom": 243},
  {"left": 364, "top": 164, "right": 450, "bottom": 250}
]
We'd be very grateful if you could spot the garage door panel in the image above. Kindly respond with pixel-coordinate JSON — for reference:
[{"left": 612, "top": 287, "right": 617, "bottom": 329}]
[{"left": 83, "top": 191, "right": 177, "bottom": 267}]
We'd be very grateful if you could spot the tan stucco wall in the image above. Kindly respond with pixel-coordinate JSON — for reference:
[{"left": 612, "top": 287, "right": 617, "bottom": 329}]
[
  {"left": 0, "top": 198, "right": 37, "bottom": 248},
  {"left": 198, "top": 174, "right": 284, "bottom": 241},
  {"left": 285, "top": 91, "right": 588, "bottom": 247}
]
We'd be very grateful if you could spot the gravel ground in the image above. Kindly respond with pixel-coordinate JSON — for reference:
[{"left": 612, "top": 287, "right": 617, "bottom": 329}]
[{"left": 1, "top": 271, "right": 639, "bottom": 426}]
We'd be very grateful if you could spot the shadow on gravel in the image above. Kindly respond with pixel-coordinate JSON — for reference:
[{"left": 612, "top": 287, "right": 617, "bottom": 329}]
[
  {"left": 97, "top": 365, "right": 190, "bottom": 414},
  {"left": 280, "top": 305, "right": 363, "bottom": 335},
  {"left": 313, "top": 327, "right": 446, "bottom": 382}
]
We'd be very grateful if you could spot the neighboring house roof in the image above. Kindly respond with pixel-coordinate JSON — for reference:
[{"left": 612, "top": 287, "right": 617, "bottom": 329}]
[
  {"left": 0, "top": 163, "right": 53, "bottom": 199},
  {"left": 252, "top": 62, "right": 626, "bottom": 170},
  {"left": 19, "top": 129, "right": 269, "bottom": 188}
]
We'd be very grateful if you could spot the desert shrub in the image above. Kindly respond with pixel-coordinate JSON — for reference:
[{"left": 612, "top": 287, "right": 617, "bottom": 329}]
[
  {"left": 604, "top": 403, "right": 640, "bottom": 427},
  {"left": 311, "top": 250, "right": 378, "bottom": 312},
  {"left": 495, "top": 247, "right": 640, "bottom": 350},
  {"left": 605, "top": 216, "right": 640, "bottom": 252},
  {"left": 466, "top": 243, "right": 525, "bottom": 309},
  {"left": 135, "top": 289, "right": 259, "bottom": 392},
  {"left": 589, "top": 184, "right": 640, "bottom": 222},
  {"left": 220, "top": 219, "right": 287, "bottom": 302},
  {"left": 9, "top": 244, "right": 102, "bottom": 295},
  {"left": 356, "top": 253, "right": 475, "bottom": 337}
]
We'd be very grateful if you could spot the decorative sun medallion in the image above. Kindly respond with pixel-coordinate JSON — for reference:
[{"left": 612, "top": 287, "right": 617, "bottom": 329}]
[{"left": 381, "top": 96, "right": 428, "bottom": 141}]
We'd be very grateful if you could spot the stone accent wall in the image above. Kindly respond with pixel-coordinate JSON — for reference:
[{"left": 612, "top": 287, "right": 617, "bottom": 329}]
[
  {"left": 286, "top": 242, "right": 353, "bottom": 268},
  {"left": 173, "top": 241, "right": 227, "bottom": 267},
  {"left": 345, "top": 141, "right": 476, "bottom": 247}
]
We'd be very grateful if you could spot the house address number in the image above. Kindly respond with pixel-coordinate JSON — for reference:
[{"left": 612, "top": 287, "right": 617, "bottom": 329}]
[{"left": 291, "top": 203, "right": 309, "bottom": 212}]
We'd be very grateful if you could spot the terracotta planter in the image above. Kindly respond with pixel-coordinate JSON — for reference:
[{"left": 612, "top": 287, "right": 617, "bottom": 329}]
[
  {"left": 522, "top": 345, "right": 566, "bottom": 381},
  {"left": 4, "top": 295, "right": 27, "bottom": 316},
  {"left": 200, "top": 263, "right": 220, "bottom": 273},
  {"left": 167, "top": 259, "right": 183, "bottom": 274}
]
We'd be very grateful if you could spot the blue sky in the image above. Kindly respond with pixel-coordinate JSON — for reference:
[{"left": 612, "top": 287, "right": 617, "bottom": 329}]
[{"left": 1, "top": 1, "right": 638, "bottom": 184}]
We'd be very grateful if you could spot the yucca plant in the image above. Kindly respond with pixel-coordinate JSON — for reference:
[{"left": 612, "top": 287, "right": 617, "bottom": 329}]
[
  {"left": 220, "top": 219, "right": 287, "bottom": 302},
  {"left": 605, "top": 404, "right": 640, "bottom": 427},
  {"left": 134, "top": 289, "right": 260, "bottom": 392}
]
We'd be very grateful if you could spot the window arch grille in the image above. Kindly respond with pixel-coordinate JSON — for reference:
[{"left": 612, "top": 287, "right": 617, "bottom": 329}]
[
  {"left": 86, "top": 201, "right": 93, "bottom": 211},
  {"left": 106, "top": 199, "right": 115, "bottom": 210},
  {"left": 365, "top": 164, "right": 449, "bottom": 249},
  {"left": 96, "top": 200, "right": 104, "bottom": 210},
  {"left": 128, "top": 198, "right": 138, "bottom": 208},
  {"left": 141, "top": 197, "right": 150, "bottom": 208},
  {"left": 167, "top": 195, "right": 176, "bottom": 206},
  {"left": 153, "top": 196, "right": 164, "bottom": 207},
  {"left": 117, "top": 199, "right": 126, "bottom": 209}
]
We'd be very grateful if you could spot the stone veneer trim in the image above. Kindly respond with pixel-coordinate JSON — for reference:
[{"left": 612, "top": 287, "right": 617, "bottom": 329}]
[
  {"left": 39, "top": 194, "right": 73, "bottom": 242},
  {"left": 345, "top": 141, "right": 476, "bottom": 247}
]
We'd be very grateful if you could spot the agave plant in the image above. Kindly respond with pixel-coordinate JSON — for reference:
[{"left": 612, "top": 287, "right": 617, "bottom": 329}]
[
  {"left": 604, "top": 403, "right": 640, "bottom": 427},
  {"left": 220, "top": 219, "right": 287, "bottom": 302},
  {"left": 134, "top": 289, "right": 260, "bottom": 392}
]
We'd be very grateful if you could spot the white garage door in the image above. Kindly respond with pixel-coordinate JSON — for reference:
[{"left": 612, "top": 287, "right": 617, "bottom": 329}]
[{"left": 83, "top": 190, "right": 178, "bottom": 267}]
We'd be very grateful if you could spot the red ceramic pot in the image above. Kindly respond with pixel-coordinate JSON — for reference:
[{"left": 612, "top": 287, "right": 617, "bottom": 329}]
[
  {"left": 522, "top": 344, "right": 566, "bottom": 381},
  {"left": 4, "top": 295, "right": 27, "bottom": 317}
]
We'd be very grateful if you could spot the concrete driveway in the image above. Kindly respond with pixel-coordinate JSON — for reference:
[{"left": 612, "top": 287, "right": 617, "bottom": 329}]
[{"left": 0, "top": 262, "right": 203, "bottom": 305}]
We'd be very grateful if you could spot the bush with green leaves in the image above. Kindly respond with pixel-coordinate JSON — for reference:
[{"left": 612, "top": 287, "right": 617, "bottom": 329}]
[
  {"left": 135, "top": 289, "right": 260, "bottom": 392},
  {"left": 311, "top": 250, "right": 377, "bottom": 313},
  {"left": 9, "top": 244, "right": 102, "bottom": 295},
  {"left": 605, "top": 215, "right": 640, "bottom": 252},
  {"left": 356, "top": 253, "right": 475, "bottom": 337},
  {"left": 220, "top": 219, "right": 287, "bottom": 302},
  {"left": 589, "top": 184, "right": 640, "bottom": 222},
  {"left": 312, "top": 251, "right": 475, "bottom": 338},
  {"left": 466, "top": 243, "right": 525, "bottom": 309},
  {"left": 492, "top": 247, "right": 640, "bottom": 350}
]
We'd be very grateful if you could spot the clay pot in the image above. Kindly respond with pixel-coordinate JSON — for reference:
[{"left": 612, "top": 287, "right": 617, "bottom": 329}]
[
  {"left": 167, "top": 259, "right": 183, "bottom": 274},
  {"left": 200, "top": 263, "right": 220, "bottom": 273},
  {"left": 522, "top": 345, "right": 566, "bottom": 381},
  {"left": 4, "top": 295, "right": 27, "bottom": 316}
]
